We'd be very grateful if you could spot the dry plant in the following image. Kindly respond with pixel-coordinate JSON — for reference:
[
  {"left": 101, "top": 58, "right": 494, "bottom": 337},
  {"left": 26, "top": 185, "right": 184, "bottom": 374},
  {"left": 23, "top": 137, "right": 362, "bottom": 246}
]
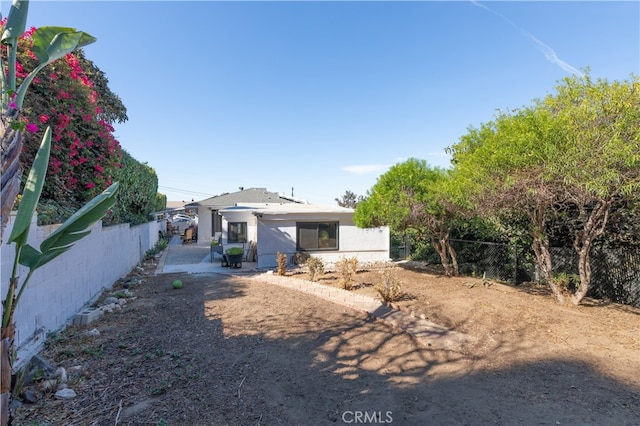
[
  {"left": 292, "top": 251, "right": 310, "bottom": 265},
  {"left": 375, "top": 268, "right": 403, "bottom": 302},
  {"left": 276, "top": 252, "right": 287, "bottom": 276},
  {"left": 305, "top": 257, "right": 325, "bottom": 282},
  {"left": 335, "top": 256, "right": 359, "bottom": 290},
  {"left": 553, "top": 272, "right": 580, "bottom": 298}
]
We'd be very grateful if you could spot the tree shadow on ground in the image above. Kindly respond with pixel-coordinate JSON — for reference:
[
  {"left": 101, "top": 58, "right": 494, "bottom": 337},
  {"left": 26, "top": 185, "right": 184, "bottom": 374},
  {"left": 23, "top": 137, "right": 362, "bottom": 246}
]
[
  {"left": 141, "top": 275, "right": 640, "bottom": 425},
  {"left": 14, "top": 272, "right": 640, "bottom": 426}
]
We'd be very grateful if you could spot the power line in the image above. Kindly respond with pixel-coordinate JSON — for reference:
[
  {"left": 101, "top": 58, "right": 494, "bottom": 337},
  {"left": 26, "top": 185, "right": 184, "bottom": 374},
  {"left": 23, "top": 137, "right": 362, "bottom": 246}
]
[{"left": 158, "top": 186, "right": 215, "bottom": 197}]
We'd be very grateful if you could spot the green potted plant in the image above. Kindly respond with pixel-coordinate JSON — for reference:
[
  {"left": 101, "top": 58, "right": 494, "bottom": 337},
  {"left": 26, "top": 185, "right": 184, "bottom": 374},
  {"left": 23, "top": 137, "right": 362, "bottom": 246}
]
[{"left": 224, "top": 246, "right": 244, "bottom": 268}]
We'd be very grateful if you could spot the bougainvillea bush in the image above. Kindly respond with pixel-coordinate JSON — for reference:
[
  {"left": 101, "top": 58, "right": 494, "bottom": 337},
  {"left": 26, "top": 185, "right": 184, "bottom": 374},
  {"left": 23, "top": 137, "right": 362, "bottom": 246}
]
[{"left": 2, "top": 21, "right": 162, "bottom": 224}]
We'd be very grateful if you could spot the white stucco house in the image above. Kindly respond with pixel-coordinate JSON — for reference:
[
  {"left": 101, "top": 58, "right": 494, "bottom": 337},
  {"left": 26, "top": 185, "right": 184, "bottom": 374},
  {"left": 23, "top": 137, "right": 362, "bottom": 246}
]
[{"left": 185, "top": 188, "right": 390, "bottom": 269}]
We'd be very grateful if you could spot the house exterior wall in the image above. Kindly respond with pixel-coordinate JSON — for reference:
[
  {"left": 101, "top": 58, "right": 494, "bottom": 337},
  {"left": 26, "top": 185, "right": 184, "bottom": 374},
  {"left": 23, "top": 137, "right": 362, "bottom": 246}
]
[
  {"left": 254, "top": 213, "right": 390, "bottom": 269},
  {"left": 256, "top": 221, "right": 297, "bottom": 267},
  {"left": 220, "top": 210, "right": 259, "bottom": 256},
  {"left": 194, "top": 207, "right": 212, "bottom": 242}
]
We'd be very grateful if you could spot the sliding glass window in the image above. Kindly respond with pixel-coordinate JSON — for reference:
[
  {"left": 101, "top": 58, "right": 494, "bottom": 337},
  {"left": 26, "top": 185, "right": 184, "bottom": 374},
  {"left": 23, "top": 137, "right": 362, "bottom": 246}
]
[{"left": 297, "top": 222, "right": 338, "bottom": 251}]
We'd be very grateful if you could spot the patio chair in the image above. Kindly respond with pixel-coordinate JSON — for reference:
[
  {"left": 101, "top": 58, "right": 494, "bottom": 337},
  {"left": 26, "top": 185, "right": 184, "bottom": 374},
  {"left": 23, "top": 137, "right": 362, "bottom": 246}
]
[{"left": 181, "top": 227, "right": 194, "bottom": 244}]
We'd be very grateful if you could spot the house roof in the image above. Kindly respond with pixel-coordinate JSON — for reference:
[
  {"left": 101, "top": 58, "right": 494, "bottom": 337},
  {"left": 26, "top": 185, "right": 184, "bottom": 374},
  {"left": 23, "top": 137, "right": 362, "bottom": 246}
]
[
  {"left": 186, "top": 188, "right": 303, "bottom": 208},
  {"left": 220, "top": 203, "right": 354, "bottom": 215},
  {"left": 150, "top": 201, "right": 189, "bottom": 216},
  {"left": 166, "top": 201, "right": 189, "bottom": 209}
]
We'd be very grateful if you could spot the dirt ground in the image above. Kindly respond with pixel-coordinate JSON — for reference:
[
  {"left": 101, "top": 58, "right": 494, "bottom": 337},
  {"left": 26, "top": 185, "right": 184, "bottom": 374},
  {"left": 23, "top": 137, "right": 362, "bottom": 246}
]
[{"left": 12, "top": 259, "right": 640, "bottom": 426}]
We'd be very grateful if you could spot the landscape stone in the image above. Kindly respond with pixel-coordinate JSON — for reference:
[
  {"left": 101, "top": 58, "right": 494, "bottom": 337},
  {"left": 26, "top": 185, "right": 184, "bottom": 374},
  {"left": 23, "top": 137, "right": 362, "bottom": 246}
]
[
  {"left": 55, "top": 388, "right": 77, "bottom": 399},
  {"left": 55, "top": 367, "right": 67, "bottom": 383},
  {"left": 23, "top": 389, "right": 40, "bottom": 404},
  {"left": 103, "top": 296, "right": 118, "bottom": 305}
]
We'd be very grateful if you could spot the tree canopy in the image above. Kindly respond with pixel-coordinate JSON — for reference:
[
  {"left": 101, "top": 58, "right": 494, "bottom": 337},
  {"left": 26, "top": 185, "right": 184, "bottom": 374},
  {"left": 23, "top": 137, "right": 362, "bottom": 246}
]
[
  {"left": 355, "top": 158, "right": 461, "bottom": 275},
  {"left": 335, "top": 190, "right": 365, "bottom": 208},
  {"left": 108, "top": 150, "right": 160, "bottom": 225},
  {"left": 447, "top": 73, "right": 640, "bottom": 304}
]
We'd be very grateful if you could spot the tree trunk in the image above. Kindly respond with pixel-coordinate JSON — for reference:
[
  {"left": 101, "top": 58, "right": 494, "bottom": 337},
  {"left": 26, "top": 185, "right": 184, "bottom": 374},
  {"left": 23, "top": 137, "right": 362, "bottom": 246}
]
[
  {"left": 431, "top": 231, "right": 458, "bottom": 277},
  {"left": 447, "top": 241, "right": 459, "bottom": 276},
  {"left": 527, "top": 206, "right": 569, "bottom": 303},
  {"left": 531, "top": 235, "right": 566, "bottom": 303},
  {"left": 432, "top": 237, "right": 453, "bottom": 277},
  {"left": 0, "top": 112, "right": 24, "bottom": 242},
  {"left": 1, "top": 115, "right": 22, "bottom": 425},
  {"left": 1, "top": 274, "right": 20, "bottom": 426},
  {"left": 570, "top": 199, "right": 611, "bottom": 305},
  {"left": 572, "top": 247, "right": 592, "bottom": 305},
  {"left": 0, "top": 326, "right": 15, "bottom": 426}
]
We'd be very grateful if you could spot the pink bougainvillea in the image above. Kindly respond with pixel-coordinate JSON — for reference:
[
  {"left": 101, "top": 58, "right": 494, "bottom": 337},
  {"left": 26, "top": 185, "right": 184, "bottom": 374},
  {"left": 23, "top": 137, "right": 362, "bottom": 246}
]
[{"left": 2, "top": 22, "right": 124, "bottom": 206}]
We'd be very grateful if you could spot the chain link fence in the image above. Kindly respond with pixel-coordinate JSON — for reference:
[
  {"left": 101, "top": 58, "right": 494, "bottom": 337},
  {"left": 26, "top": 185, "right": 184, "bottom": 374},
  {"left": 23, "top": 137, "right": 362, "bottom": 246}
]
[
  {"left": 391, "top": 235, "right": 640, "bottom": 307},
  {"left": 450, "top": 239, "right": 522, "bottom": 284},
  {"left": 550, "top": 245, "right": 640, "bottom": 307}
]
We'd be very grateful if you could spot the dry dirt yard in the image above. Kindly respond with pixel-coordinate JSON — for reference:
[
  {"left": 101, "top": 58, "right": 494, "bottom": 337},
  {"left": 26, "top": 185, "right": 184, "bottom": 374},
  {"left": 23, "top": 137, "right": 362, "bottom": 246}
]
[{"left": 13, "top": 260, "right": 640, "bottom": 426}]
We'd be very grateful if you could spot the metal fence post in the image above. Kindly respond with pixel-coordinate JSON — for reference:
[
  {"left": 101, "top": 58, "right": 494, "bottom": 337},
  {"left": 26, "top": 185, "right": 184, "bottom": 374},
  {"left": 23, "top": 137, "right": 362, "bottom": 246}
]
[
  {"left": 403, "top": 234, "right": 410, "bottom": 259},
  {"left": 513, "top": 243, "right": 518, "bottom": 285}
]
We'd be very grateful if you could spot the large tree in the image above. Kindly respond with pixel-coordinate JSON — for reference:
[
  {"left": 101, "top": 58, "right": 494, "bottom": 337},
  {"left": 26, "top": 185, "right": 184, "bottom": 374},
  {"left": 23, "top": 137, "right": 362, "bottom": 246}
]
[
  {"left": 335, "top": 190, "right": 365, "bottom": 208},
  {"left": 355, "top": 158, "right": 460, "bottom": 276},
  {"left": 449, "top": 73, "right": 640, "bottom": 305}
]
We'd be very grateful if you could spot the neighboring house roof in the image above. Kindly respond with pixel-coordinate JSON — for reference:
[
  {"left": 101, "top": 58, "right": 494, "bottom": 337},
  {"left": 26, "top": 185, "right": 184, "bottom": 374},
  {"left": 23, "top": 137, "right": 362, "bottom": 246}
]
[
  {"left": 150, "top": 201, "right": 189, "bottom": 216},
  {"left": 166, "top": 201, "right": 189, "bottom": 209},
  {"left": 186, "top": 187, "right": 305, "bottom": 209}
]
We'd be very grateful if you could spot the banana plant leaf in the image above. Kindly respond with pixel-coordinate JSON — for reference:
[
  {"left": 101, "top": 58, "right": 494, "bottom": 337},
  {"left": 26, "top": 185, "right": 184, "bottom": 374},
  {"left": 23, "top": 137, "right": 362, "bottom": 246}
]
[
  {"left": 30, "top": 26, "right": 96, "bottom": 64},
  {"left": 14, "top": 26, "right": 96, "bottom": 109},
  {"left": 1, "top": 0, "right": 29, "bottom": 48},
  {"left": 6, "top": 127, "right": 51, "bottom": 247},
  {"left": 18, "top": 182, "right": 119, "bottom": 271},
  {"left": 1, "top": 0, "right": 30, "bottom": 110}
]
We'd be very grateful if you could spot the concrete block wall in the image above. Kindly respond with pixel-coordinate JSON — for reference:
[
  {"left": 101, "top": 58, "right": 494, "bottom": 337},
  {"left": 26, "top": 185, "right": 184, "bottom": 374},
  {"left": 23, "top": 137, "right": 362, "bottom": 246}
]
[{"left": 1, "top": 214, "right": 160, "bottom": 362}]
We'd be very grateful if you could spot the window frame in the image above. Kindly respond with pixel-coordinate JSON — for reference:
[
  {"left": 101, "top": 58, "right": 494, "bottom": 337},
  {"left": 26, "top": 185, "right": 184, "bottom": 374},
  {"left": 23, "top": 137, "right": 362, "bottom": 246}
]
[
  {"left": 228, "top": 221, "right": 247, "bottom": 243},
  {"left": 296, "top": 221, "right": 339, "bottom": 251}
]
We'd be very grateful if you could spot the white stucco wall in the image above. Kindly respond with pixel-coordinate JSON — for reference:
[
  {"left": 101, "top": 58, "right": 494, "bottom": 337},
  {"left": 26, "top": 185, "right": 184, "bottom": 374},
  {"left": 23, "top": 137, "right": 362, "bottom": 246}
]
[
  {"left": 256, "top": 220, "right": 297, "bottom": 267},
  {"left": 195, "top": 207, "right": 213, "bottom": 242},
  {"left": 1, "top": 214, "right": 160, "bottom": 365},
  {"left": 218, "top": 209, "right": 260, "bottom": 259},
  {"left": 254, "top": 213, "right": 390, "bottom": 269}
]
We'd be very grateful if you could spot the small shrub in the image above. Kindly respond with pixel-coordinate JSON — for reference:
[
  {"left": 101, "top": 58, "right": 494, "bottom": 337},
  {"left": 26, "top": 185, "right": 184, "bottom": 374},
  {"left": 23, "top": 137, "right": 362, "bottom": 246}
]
[
  {"left": 276, "top": 252, "right": 287, "bottom": 276},
  {"left": 292, "top": 251, "right": 310, "bottom": 265},
  {"left": 81, "top": 345, "right": 104, "bottom": 358},
  {"left": 553, "top": 272, "right": 580, "bottom": 294},
  {"left": 145, "top": 237, "right": 169, "bottom": 259},
  {"left": 114, "top": 289, "right": 133, "bottom": 298},
  {"left": 336, "top": 256, "right": 358, "bottom": 290},
  {"left": 375, "top": 269, "right": 403, "bottom": 302},
  {"left": 305, "top": 257, "right": 325, "bottom": 281}
]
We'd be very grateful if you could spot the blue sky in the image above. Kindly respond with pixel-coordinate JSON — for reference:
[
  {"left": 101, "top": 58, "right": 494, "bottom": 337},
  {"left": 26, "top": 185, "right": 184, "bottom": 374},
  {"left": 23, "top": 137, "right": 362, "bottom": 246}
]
[{"left": 4, "top": 1, "right": 639, "bottom": 205}]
